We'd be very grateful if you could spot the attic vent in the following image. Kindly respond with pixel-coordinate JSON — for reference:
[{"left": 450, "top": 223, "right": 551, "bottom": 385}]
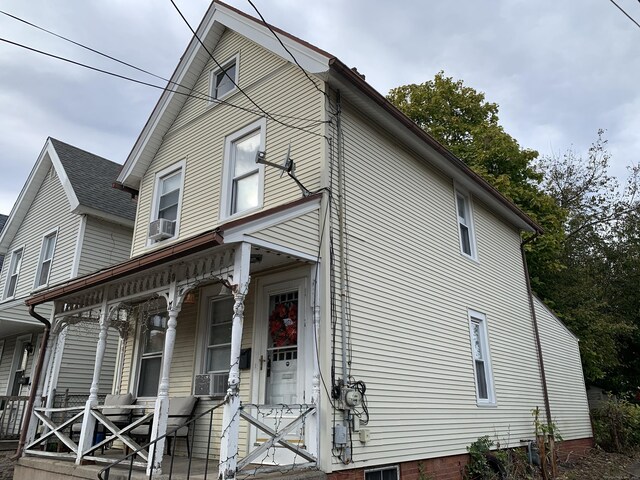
[{"left": 148, "top": 218, "right": 175, "bottom": 241}]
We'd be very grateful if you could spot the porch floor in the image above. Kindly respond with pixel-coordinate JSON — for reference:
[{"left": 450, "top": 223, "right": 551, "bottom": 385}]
[{"left": 16, "top": 454, "right": 326, "bottom": 480}]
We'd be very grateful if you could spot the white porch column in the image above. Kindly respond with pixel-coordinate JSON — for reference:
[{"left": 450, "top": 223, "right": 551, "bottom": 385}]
[
  {"left": 147, "top": 281, "right": 182, "bottom": 476},
  {"left": 219, "top": 242, "right": 251, "bottom": 480},
  {"left": 76, "top": 295, "right": 111, "bottom": 464}
]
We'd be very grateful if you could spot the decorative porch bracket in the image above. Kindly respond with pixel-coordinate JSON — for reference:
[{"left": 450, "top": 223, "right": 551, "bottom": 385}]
[{"left": 236, "top": 406, "right": 317, "bottom": 470}]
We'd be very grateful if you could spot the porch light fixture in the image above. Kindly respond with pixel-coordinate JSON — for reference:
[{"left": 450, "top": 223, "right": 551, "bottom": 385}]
[
  {"left": 250, "top": 253, "right": 263, "bottom": 264},
  {"left": 183, "top": 291, "right": 197, "bottom": 305},
  {"left": 24, "top": 342, "right": 35, "bottom": 355}
]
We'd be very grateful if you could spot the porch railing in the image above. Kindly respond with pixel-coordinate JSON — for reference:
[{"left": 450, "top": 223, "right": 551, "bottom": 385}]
[
  {"left": 0, "top": 396, "right": 30, "bottom": 440},
  {"left": 96, "top": 402, "right": 317, "bottom": 480}
]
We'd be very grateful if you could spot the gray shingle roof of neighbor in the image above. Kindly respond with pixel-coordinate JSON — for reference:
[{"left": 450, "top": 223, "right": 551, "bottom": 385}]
[
  {"left": 50, "top": 138, "right": 137, "bottom": 222},
  {"left": 0, "top": 214, "right": 8, "bottom": 234}
]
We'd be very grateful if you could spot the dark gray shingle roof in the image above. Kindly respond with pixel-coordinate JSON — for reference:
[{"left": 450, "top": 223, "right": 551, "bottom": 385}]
[
  {"left": 50, "top": 138, "right": 136, "bottom": 222},
  {"left": 0, "top": 214, "right": 7, "bottom": 269}
]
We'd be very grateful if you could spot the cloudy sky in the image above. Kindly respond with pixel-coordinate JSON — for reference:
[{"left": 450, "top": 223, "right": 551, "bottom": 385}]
[{"left": 1, "top": 0, "right": 639, "bottom": 214}]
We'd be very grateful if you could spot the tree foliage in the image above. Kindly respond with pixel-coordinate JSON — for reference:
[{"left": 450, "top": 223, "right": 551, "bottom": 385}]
[{"left": 388, "top": 73, "right": 640, "bottom": 393}]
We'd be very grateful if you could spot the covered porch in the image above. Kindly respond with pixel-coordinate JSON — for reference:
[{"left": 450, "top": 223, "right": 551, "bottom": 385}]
[{"left": 19, "top": 226, "right": 323, "bottom": 479}]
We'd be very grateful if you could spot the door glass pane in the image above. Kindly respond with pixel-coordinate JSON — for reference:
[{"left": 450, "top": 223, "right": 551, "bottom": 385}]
[{"left": 138, "top": 356, "right": 162, "bottom": 397}]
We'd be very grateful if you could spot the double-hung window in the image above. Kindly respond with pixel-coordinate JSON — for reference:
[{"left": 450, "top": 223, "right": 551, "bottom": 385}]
[
  {"left": 35, "top": 231, "right": 57, "bottom": 288},
  {"left": 205, "top": 297, "right": 234, "bottom": 395},
  {"left": 211, "top": 56, "right": 238, "bottom": 100},
  {"left": 4, "top": 248, "right": 23, "bottom": 299},
  {"left": 455, "top": 190, "right": 477, "bottom": 259},
  {"left": 138, "top": 312, "right": 167, "bottom": 397},
  {"left": 150, "top": 161, "right": 185, "bottom": 243},
  {"left": 221, "top": 119, "right": 266, "bottom": 219},
  {"left": 468, "top": 310, "right": 495, "bottom": 404}
]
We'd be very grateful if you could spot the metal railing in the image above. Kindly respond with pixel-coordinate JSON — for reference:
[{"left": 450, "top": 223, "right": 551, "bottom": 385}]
[
  {"left": 0, "top": 396, "right": 30, "bottom": 440},
  {"left": 98, "top": 401, "right": 225, "bottom": 480}
]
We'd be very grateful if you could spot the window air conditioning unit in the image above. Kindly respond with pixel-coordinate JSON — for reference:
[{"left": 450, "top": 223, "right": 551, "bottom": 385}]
[
  {"left": 194, "top": 373, "right": 229, "bottom": 397},
  {"left": 148, "top": 218, "right": 175, "bottom": 241}
]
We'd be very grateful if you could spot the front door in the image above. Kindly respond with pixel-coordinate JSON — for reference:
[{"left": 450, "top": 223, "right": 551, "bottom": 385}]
[{"left": 251, "top": 276, "right": 309, "bottom": 465}]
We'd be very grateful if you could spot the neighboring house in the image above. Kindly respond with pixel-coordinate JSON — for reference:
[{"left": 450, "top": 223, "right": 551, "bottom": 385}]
[
  {"left": 0, "top": 214, "right": 8, "bottom": 270},
  {"left": 0, "top": 138, "right": 135, "bottom": 440},
  {"left": 15, "top": 3, "right": 591, "bottom": 480}
]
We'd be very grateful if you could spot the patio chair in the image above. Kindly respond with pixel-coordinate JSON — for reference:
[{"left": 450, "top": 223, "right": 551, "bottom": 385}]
[
  {"left": 130, "top": 396, "right": 199, "bottom": 456},
  {"left": 71, "top": 393, "right": 136, "bottom": 449}
]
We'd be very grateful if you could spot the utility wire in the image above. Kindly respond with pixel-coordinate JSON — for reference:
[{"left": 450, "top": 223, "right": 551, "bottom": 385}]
[
  {"left": 609, "top": 0, "right": 640, "bottom": 29},
  {"left": 0, "top": 10, "right": 326, "bottom": 126},
  {"left": 245, "top": 0, "right": 329, "bottom": 101},
  {"left": 169, "top": 0, "right": 326, "bottom": 138}
]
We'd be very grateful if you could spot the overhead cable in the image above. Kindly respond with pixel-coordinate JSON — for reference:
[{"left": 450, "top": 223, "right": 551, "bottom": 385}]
[{"left": 609, "top": 0, "right": 640, "bottom": 29}]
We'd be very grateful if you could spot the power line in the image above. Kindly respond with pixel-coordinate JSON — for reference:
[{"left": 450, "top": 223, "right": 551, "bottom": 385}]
[
  {"left": 609, "top": 0, "right": 640, "bottom": 29},
  {"left": 169, "top": 0, "right": 326, "bottom": 138},
  {"left": 0, "top": 36, "right": 324, "bottom": 129},
  {"left": 245, "top": 0, "right": 329, "bottom": 101},
  {"left": 0, "top": 10, "right": 326, "bottom": 126}
]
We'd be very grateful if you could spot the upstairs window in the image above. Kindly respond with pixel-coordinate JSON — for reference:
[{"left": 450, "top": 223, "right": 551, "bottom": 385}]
[
  {"left": 149, "top": 161, "right": 185, "bottom": 243},
  {"left": 455, "top": 190, "right": 477, "bottom": 259},
  {"left": 468, "top": 310, "right": 495, "bottom": 405},
  {"left": 4, "top": 247, "right": 23, "bottom": 299},
  {"left": 137, "top": 312, "right": 167, "bottom": 397},
  {"left": 34, "top": 231, "right": 57, "bottom": 288},
  {"left": 211, "top": 57, "right": 238, "bottom": 100},
  {"left": 220, "top": 119, "right": 266, "bottom": 219}
]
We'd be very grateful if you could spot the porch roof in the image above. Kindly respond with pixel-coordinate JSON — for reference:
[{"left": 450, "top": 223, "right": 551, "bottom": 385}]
[{"left": 25, "top": 194, "right": 321, "bottom": 308}]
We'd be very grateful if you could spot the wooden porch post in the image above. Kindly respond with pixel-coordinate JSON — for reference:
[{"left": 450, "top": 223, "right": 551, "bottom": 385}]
[
  {"left": 219, "top": 242, "right": 251, "bottom": 480},
  {"left": 147, "top": 281, "right": 182, "bottom": 476},
  {"left": 76, "top": 293, "right": 110, "bottom": 464}
]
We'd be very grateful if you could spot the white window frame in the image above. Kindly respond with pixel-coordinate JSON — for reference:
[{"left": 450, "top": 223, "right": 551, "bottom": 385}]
[
  {"left": 3, "top": 246, "right": 24, "bottom": 300},
  {"left": 219, "top": 118, "right": 266, "bottom": 220},
  {"left": 148, "top": 160, "right": 186, "bottom": 245},
  {"left": 209, "top": 54, "right": 239, "bottom": 102},
  {"left": 468, "top": 309, "right": 496, "bottom": 406},
  {"left": 364, "top": 465, "right": 400, "bottom": 480},
  {"left": 454, "top": 187, "right": 478, "bottom": 260},
  {"left": 134, "top": 310, "right": 168, "bottom": 398},
  {"left": 33, "top": 229, "right": 58, "bottom": 290}
]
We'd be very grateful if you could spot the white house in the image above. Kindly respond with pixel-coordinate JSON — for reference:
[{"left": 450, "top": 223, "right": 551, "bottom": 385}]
[
  {"left": 14, "top": 3, "right": 592, "bottom": 480},
  {"left": 0, "top": 138, "right": 135, "bottom": 441}
]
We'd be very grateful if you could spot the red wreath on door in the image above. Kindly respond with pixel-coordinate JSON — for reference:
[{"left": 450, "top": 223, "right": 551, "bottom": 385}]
[{"left": 268, "top": 301, "right": 298, "bottom": 347}]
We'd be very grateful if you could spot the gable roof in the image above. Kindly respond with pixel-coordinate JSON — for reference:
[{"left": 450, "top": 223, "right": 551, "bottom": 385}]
[
  {"left": 0, "top": 138, "right": 136, "bottom": 254},
  {"left": 116, "top": 0, "right": 542, "bottom": 234}
]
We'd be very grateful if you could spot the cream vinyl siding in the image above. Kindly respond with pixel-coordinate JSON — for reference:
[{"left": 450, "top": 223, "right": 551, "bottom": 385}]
[
  {"left": 0, "top": 301, "right": 50, "bottom": 326},
  {"left": 77, "top": 218, "right": 133, "bottom": 277},
  {"left": 535, "top": 297, "right": 592, "bottom": 440},
  {"left": 130, "top": 29, "right": 323, "bottom": 257},
  {"left": 247, "top": 209, "right": 320, "bottom": 257},
  {"left": 328, "top": 103, "right": 546, "bottom": 466},
  {"left": 53, "top": 323, "right": 119, "bottom": 396},
  {"left": 0, "top": 166, "right": 76, "bottom": 298}
]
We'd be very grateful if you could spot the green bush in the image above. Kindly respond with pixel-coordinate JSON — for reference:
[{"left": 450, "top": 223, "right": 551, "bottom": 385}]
[{"left": 592, "top": 397, "right": 640, "bottom": 452}]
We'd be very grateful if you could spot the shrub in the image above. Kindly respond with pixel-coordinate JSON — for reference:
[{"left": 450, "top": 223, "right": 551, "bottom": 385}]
[{"left": 592, "top": 397, "right": 640, "bottom": 452}]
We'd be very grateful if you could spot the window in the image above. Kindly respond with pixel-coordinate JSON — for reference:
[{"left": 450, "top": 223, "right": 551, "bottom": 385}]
[
  {"left": 150, "top": 161, "right": 185, "bottom": 242},
  {"left": 137, "top": 312, "right": 167, "bottom": 397},
  {"left": 220, "top": 119, "right": 266, "bottom": 219},
  {"left": 211, "top": 57, "right": 238, "bottom": 100},
  {"left": 35, "top": 231, "right": 57, "bottom": 288},
  {"left": 455, "top": 190, "right": 477, "bottom": 259},
  {"left": 205, "top": 297, "right": 234, "bottom": 391},
  {"left": 468, "top": 310, "right": 495, "bottom": 404},
  {"left": 364, "top": 466, "right": 399, "bottom": 480},
  {"left": 4, "top": 248, "right": 23, "bottom": 299}
]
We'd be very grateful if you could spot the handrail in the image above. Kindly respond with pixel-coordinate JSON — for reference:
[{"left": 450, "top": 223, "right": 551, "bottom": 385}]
[{"left": 97, "top": 400, "right": 226, "bottom": 480}]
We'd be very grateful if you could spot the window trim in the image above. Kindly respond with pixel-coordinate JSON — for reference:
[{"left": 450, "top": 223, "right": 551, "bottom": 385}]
[
  {"left": 148, "top": 160, "right": 186, "bottom": 245},
  {"left": 33, "top": 229, "right": 58, "bottom": 290},
  {"left": 364, "top": 465, "right": 400, "bottom": 480},
  {"left": 219, "top": 118, "right": 266, "bottom": 221},
  {"left": 454, "top": 187, "right": 478, "bottom": 261},
  {"left": 467, "top": 309, "right": 496, "bottom": 406},
  {"left": 134, "top": 310, "right": 168, "bottom": 399},
  {"left": 209, "top": 54, "right": 239, "bottom": 102},
  {"left": 3, "top": 245, "right": 25, "bottom": 300}
]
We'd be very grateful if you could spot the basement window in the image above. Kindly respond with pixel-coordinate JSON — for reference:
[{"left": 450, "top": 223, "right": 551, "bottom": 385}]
[{"left": 364, "top": 465, "right": 399, "bottom": 480}]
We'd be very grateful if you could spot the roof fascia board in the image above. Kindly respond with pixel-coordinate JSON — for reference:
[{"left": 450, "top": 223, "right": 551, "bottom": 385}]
[
  {"left": 213, "top": 4, "right": 330, "bottom": 74},
  {"left": 328, "top": 62, "right": 541, "bottom": 233},
  {"left": 0, "top": 139, "right": 77, "bottom": 253},
  {"left": 48, "top": 141, "right": 80, "bottom": 211}
]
